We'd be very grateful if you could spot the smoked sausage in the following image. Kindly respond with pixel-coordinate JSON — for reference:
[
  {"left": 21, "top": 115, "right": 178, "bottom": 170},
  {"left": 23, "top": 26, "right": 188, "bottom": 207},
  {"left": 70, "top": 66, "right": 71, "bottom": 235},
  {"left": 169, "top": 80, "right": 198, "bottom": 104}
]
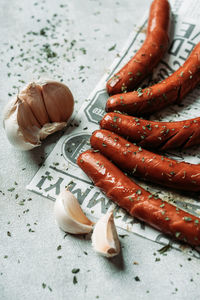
[
  {"left": 90, "top": 129, "right": 200, "bottom": 192},
  {"left": 106, "top": 43, "right": 200, "bottom": 115},
  {"left": 77, "top": 149, "right": 200, "bottom": 246},
  {"left": 100, "top": 112, "right": 200, "bottom": 150},
  {"left": 106, "top": 0, "right": 170, "bottom": 95}
]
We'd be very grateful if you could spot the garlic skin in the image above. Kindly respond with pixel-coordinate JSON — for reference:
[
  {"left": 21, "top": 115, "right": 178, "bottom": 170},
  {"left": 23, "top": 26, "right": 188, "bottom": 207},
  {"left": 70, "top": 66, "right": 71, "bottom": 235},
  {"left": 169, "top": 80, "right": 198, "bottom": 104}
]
[
  {"left": 91, "top": 210, "right": 120, "bottom": 258},
  {"left": 3, "top": 98, "right": 41, "bottom": 150},
  {"left": 54, "top": 189, "right": 94, "bottom": 234},
  {"left": 3, "top": 80, "right": 74, "bottom": 150}
]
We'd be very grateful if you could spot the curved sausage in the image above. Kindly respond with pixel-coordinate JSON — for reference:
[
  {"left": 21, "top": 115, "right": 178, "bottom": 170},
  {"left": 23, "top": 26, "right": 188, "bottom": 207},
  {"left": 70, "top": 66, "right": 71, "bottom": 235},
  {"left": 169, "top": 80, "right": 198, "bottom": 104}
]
[
  {"left": 77, "top": 149, "right": 200, "bottom": 246},
  {"left": 100, "top": 112, "right": 200, "bottom": 150},
  {"left": 106, "top": 43, "right": 200, "bottom": 115},
  {"left": 106, "top": 0, "right": 170, "bottom": 95},
  {"left": 90, "top": 129, "right": 200, "bottom": 192}
]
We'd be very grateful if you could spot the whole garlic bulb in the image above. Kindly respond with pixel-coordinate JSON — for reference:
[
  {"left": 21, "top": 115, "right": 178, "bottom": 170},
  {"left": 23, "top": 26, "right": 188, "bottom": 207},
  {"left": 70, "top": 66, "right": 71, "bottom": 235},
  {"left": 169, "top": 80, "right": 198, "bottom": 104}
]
[
  {"left": 3, "top": 80, "right": 74, "bottom": 150},
  {"left": 54, "top": 189, "right": 94, "bottom": 234},
  {"left": 91, "top": 210, "right": 120, "bottom": 258}
]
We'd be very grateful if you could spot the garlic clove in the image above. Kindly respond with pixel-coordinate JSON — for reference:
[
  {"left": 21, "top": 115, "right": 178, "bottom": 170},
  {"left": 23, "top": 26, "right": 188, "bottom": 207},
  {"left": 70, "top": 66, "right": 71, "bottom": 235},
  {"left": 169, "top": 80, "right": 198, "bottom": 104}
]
[
  {"left": 91, "top": 210, "right": 120, "bottom": 258},
  {"left": 17, "top": 98, "right": 41, "bottom": 128},
  {"left": 3, "top": 80, "right": 74, "bottom": 150},
  {"left": 41, "top": 80, "right": 74, "bottom": 123},
  {"left": 3, "top": 97, "right": 41, "bottom": 150},
  {"left": 19, "top": 82, "right": 50, "bottom": 126},
  {"left": 54, "top": 189, "right": 94, "bottom": 234},
  {"left": 3, "top": 109, "right": 40, "bottom": 150}
]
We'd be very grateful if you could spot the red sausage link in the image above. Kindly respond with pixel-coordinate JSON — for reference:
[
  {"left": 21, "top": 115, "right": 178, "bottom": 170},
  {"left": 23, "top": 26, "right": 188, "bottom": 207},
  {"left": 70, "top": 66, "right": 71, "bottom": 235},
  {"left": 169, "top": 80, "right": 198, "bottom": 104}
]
[
  {"left": 106, "top": 0, "right": 170, "bottom": 95},
  {"left": 100, "top": 112, "right": 200, "bottom": 150},
  {"left": 90, "top": 129, "right": 200, "bottom": 192},
  {"left": 77, "top": 150, "right": 200, "bottom": 246},
  {"left": 106, "top": 43, "right": 200, "bottom": 115}
]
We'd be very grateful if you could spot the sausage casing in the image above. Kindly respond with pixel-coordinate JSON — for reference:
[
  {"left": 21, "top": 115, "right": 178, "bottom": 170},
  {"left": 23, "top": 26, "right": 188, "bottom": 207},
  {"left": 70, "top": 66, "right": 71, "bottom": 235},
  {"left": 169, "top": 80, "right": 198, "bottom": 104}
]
[
  {"left": 77, "top": 149, "right": 200, "bottom": 246},
  {"left": 100, "top": 112, "right": 200, "bottom": 150},
  {"left": 90, "top": 129, "right": 200, "bottom": 192},
  {"left": 106, "top": 0, "right": 170, "bottom": 95},
  {"left": 106, "top": 43, "right": 200, "bottom": 115}
]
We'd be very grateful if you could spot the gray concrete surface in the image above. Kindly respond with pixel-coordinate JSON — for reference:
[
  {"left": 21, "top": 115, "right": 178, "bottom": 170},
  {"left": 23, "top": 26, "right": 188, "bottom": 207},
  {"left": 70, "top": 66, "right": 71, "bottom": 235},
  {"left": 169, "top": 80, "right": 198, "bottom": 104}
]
[{"left": 0, "top": 0, "right": 200, "bottom": 299}]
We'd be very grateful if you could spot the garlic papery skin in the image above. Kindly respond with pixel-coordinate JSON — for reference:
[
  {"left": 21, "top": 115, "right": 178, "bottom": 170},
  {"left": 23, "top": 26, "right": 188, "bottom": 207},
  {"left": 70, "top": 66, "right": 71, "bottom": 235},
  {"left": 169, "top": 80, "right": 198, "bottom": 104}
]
[
  {"left": 3, "top": 98, "right": 41, "bottom": 150},
  {"left": 39, "top": 80, "right": 74, "bottom": 123},
  {"left": 39, "top": 122, "right": 67, "bottom": 140},
  {"left": 3, "top": 80, "right": 74, "bottom": 150},
  {"left": 91, "top": 210, "right": 120, "bottom": 258},
  {"left": 54, "top": 189, "right": 94, "bottom": 234}
]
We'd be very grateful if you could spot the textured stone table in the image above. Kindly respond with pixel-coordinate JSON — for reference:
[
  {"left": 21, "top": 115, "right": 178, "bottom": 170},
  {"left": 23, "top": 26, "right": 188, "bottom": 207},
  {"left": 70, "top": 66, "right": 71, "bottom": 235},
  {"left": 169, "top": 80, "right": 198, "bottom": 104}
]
[{"left": 0, "top": 0, "right": 199, "bottom": 299}]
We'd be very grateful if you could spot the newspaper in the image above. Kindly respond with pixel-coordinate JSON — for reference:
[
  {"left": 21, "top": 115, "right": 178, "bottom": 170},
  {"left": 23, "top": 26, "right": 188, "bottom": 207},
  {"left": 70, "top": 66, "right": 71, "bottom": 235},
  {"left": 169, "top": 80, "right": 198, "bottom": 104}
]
[{"left": 27, "top": 0, "right": 200, "bottom": 258}]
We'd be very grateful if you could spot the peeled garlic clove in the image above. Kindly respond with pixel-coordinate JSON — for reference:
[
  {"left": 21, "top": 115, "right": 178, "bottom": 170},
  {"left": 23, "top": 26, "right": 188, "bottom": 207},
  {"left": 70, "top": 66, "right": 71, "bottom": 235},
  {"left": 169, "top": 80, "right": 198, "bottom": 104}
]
[
  {"left": 41, "top": 80, "right": 74, "bottom": 123},
  {"left": 91, "top": 210, "right": 120, "bottom": 258},
  {"left": 54, "top": 189, "right": 94, "bottom": 234},
  {"left": 3, "top": 79, "right": 74, "bottom": 150}
]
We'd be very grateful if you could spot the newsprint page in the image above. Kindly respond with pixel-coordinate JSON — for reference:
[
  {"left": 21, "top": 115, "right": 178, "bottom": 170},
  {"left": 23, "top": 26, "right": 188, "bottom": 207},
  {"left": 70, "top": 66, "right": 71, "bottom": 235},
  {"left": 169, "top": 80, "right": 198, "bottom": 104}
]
[{"left": 27, "top": 0, "right": 200, "bottom": 258}]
